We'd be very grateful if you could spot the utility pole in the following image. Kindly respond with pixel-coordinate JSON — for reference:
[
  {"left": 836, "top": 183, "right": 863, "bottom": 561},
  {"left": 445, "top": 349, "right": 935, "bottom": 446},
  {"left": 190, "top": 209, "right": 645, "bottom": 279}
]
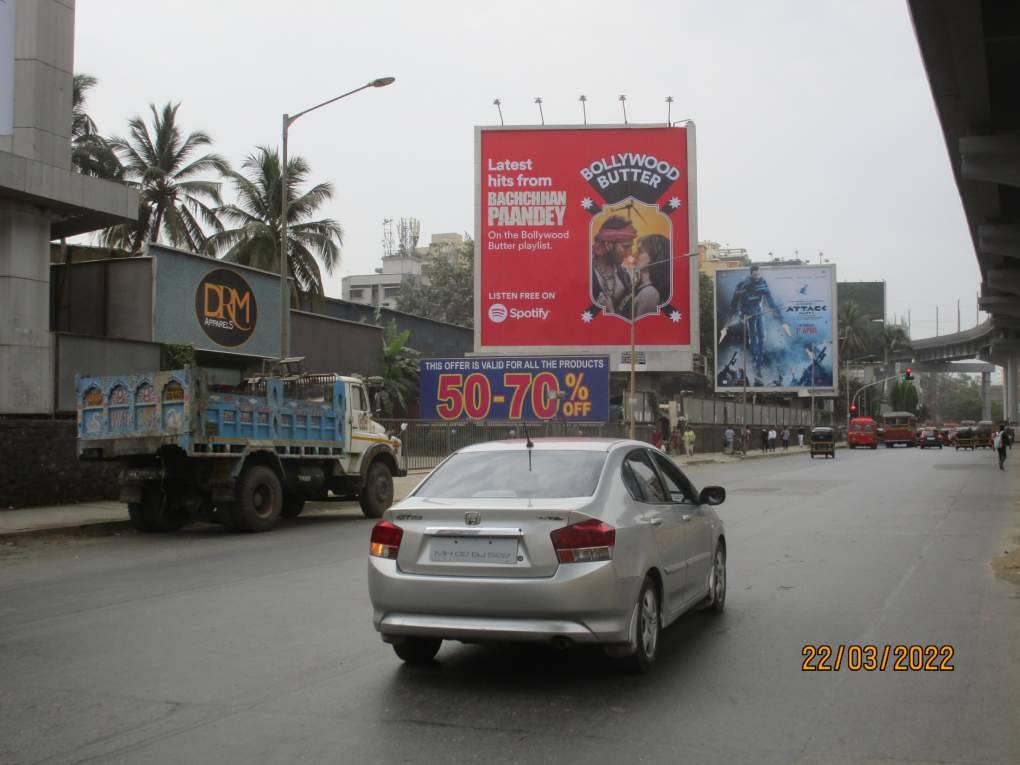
[
  {"left": 957, "top": 299, "right": 961, "bottom": 333},
  {"left": 936, "top": 305, "right": 939, "bottom": 336}
]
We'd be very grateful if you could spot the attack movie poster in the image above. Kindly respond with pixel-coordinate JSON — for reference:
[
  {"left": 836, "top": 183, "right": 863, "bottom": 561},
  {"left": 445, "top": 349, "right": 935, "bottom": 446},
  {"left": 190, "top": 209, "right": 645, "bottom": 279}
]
[{"left": 714, "top": 264, "right": 837, "bottom": 393}]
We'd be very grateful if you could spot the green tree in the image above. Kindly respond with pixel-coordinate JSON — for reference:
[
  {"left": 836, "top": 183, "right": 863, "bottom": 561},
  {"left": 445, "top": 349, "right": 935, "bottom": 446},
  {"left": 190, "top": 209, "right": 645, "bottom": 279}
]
[
  {"left": 379, "top": 320, "right": 421, "bottom": 417},
  {"left": 933, "top": 374, "right": 982, "bottom": 422},
  {"left": 70, "top": 74, "right": 121, "bottom": 179},
  {"left": 103, "top": 102, "right": 227, "bottom": 253},
  {"left": 206, "top": 147, "right": 342, "bottom": 295},
  {"left": 838, "top": 300, "right": 869, "bottom": 360},
  {"left": 395, "top": 241, "right": 474, "bottom": 327},
  {"left": 889, "top": 380, "right": 919, "bottom": 413}
]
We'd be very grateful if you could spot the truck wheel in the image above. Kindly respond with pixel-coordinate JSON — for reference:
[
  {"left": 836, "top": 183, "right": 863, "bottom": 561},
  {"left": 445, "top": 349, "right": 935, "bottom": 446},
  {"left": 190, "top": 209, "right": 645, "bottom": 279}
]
[
  {"left": 127, "top": 501, "right": 156, "bottom": 532},
  {"left": 359, "top": 461, "right": 394, "bottom": 518},
  {"left": 281, "top": 495, "right": 306, "bottom": 519},
  {"left": 129, "top": 483, "right": 188, "bottom": 532},
  {"left": 233, "top": 465, "right": 283, "bottom": 532}
]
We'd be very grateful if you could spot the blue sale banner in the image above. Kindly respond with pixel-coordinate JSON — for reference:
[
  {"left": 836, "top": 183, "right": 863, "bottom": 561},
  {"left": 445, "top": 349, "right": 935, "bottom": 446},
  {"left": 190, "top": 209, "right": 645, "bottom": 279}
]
[{"left": 419, "top": 356, "right": 610, "bottom": 421}]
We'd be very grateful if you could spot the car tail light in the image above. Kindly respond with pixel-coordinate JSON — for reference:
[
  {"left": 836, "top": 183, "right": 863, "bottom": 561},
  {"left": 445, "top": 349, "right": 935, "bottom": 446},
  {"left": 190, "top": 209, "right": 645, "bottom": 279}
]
[
  {"left": 370, "top": 520, "right": 403, "bottom": 559},
  {"left": 550, "top": 519, "right": 615, "bottom": 563}
]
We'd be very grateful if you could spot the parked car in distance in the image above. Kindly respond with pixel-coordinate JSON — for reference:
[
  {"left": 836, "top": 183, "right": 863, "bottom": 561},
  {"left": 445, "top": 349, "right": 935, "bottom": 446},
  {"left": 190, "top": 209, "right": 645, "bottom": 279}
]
[
  {"left": 848, "top": 417, "right": 878, "bottom": 449},
  {"left": 367, "top": 438, "right": 728, "bottom": 673},
  {"left": 918, "top": 428, "right": 943, "bottom": 449}
]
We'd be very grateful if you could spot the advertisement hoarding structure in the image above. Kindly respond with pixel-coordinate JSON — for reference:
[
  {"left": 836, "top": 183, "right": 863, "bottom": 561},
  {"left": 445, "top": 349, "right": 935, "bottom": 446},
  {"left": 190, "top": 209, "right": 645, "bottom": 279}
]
[
  {"left": 714, "top": 264, "right": 838, "bottom": 395},
  {"left": 419, "top": 355, "right": 610, "bottom": 422},
  {"left": 474, "top": 124, "right": 698, "bottom": 373}
]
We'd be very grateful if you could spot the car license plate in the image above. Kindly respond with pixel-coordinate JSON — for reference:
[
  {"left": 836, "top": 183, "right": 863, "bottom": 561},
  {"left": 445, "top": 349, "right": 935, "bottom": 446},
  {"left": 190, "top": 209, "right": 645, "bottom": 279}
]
[{"left": 429, "top": 537, "right": 518, "bottom": 565}]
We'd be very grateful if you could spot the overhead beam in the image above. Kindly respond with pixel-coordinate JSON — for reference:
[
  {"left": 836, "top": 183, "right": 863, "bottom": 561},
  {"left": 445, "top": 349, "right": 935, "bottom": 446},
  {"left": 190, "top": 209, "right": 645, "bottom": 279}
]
[
  {"left": 960, "top": 135, "right": 1020, "bottom": 188},
  {"left": 978, "top": 224, "right": 1020, "bottom": 260},
  {"left": 986, "top": 268, "right": 1020, "bottom": 295},
  {"left": 991, "top": 315, "right": 1020, "bottom": 332}
]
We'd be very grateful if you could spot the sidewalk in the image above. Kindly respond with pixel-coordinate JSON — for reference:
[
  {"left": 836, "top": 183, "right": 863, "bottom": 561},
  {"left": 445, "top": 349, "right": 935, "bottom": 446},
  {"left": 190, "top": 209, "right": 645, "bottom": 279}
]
[{"left": 0, "top": 446, "right": 836, "bottom": 539}]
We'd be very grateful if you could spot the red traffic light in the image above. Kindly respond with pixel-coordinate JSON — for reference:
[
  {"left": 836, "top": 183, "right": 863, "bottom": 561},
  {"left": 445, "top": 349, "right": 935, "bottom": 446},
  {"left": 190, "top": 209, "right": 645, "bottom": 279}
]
[
  {"left": 850, "top": 404, "right": 857, "bottom": 413},
  {"left": 906, "top": 367, "right": 912, "bottom": 375}
]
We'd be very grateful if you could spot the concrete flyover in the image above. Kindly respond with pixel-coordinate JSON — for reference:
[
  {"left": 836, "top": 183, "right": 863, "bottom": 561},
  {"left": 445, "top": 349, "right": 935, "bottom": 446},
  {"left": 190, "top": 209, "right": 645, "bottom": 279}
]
[{"left": 909, "top": 0, "right": 1020, "bottom": 422}]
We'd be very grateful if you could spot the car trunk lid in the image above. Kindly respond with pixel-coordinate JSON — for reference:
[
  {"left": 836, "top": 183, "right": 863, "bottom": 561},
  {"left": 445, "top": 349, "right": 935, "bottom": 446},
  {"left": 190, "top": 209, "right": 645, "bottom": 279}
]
[{"left": 390, "top": 497, "right": 591, "bottom": 578}]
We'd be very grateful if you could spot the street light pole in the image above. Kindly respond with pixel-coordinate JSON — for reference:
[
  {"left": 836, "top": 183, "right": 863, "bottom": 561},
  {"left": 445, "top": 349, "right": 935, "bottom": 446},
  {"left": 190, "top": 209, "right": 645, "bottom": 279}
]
[
  {"left": 279, "top": 77, "right": 395, "bottom": 363},
  {"left": 626, "top": 251, "right": 699, "bottom": 440}
]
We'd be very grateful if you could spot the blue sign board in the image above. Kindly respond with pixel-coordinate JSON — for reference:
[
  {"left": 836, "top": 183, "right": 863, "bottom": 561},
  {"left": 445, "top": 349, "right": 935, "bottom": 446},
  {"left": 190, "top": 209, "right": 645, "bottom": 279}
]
[{"left": 419, "top": 356, "right": 609, "bottom": 422}]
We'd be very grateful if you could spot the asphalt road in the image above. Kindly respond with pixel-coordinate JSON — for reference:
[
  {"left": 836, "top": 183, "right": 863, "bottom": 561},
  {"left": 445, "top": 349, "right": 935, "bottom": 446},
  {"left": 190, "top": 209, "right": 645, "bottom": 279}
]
[{"left": 1, "top": 447, "right": 1018, "bottom": 765}]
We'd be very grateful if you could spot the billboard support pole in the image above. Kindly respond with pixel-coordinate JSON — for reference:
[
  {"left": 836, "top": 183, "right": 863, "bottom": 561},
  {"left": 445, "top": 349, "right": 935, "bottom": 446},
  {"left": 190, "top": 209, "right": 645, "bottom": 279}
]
[
  {"left": 742, "top": 313, "right": 748, "bottom": 449},
  {"left": 629, "top": 277, "right": 637, "bottom": 440}
]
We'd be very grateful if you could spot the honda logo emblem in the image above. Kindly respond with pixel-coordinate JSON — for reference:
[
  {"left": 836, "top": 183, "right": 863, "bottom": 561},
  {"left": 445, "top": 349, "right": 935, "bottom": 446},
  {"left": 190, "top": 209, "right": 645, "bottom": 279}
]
[{"left": 464, "top": 512, "right": 481, "bottom": 526}]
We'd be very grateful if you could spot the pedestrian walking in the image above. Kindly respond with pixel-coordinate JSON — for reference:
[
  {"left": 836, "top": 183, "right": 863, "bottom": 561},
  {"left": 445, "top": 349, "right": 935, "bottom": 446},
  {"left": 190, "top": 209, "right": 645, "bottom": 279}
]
[
  {"left": 768, "top": 427, "right": 777, "bottom": 452},
  {"left": 683, "top": 427, "right": 696, "bottom": 456},
  {"left": 995, "top": 424, "right": 1008, "bottom": 471},
  {"left": 744, "top": 426, "right": 752, "bottom": 454},
  {"left": 797, "top": 427, "right": 805, "bottom": 448},
  {"left": 781, "top": 427, "right": 790, "bottom": 450},
  {"left": 652, "top": 429, "right": 663, "bottom": 450},
  {"left": 760, "top": 427, "right": 768, "bottom": 452},
  {"left": 723, "top": 426, "right": 735, "bottom": 454}
]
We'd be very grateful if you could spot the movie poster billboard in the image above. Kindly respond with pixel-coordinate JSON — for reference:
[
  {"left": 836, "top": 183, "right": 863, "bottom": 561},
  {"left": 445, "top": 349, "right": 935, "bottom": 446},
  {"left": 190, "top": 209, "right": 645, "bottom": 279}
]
[
  {"left": 714, "top": 264, "right": 837, "bottom": 393},
  {"left": 475, "top": 125, "right": 697, "bottom": 362}
]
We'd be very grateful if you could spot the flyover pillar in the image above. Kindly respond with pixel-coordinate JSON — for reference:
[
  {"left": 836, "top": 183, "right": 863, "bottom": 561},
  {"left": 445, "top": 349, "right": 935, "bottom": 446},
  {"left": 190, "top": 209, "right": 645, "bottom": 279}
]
[
  {"left": 1007, "top": 354, "right": 1019, "bottom": 424},
  {"left": 981, "top": 371, "right": 991, "bottom": 421}
]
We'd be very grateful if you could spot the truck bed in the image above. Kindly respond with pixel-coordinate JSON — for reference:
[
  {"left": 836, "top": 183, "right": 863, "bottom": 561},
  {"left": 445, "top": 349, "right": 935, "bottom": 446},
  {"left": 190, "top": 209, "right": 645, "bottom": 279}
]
[{"left": 77, "top": 369, "right": 347, "bottom": 459}]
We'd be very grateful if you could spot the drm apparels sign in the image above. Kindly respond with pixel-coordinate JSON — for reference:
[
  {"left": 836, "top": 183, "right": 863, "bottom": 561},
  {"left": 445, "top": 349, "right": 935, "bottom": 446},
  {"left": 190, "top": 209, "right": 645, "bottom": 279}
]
[
  {"left": 475, "top": 125, "right": 697, "bottom": 360},
  {"left": 195, "top": 269, "right": 258, "bottom": 347},
  {"left": 152, "top": 245, "right": 281, "bottom": 357}
]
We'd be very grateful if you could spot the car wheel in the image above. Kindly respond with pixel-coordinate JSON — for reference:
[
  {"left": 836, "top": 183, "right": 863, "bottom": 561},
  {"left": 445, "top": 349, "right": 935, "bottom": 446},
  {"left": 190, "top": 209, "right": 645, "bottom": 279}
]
[
  {"left": 392, "top": 637, "right": 442, "bottom": 665},
  {"left": 623, "top": 577, "right": 660, "bottom": 674},
  {"left": 706, "top": 545, "right": 726, "bottom": 613}
]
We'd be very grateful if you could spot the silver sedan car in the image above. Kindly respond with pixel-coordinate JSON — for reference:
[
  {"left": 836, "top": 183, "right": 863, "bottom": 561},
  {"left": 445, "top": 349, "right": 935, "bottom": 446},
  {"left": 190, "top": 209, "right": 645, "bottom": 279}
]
[{"left": 368, "top": 438, "right": 727, "bottom": 672}]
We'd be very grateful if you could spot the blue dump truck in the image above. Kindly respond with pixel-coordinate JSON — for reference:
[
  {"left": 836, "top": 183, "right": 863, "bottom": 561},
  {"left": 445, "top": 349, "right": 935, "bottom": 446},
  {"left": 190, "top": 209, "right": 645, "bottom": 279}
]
[{"left": 77, "top": 368, "right": 406, "bottom": 533}]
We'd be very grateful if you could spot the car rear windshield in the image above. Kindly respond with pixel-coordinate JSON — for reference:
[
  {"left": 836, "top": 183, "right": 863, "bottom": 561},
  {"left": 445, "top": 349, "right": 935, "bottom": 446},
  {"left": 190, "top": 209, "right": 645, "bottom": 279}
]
[{"left": 414, "top": 450, "right": 607, "bottom": 499}]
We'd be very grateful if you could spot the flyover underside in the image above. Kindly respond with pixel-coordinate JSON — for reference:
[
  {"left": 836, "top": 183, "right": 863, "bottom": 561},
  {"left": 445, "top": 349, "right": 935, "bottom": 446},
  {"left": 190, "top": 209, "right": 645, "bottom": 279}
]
[{"left": 908, "top": 0, "right": 1020, "bottom": 421}]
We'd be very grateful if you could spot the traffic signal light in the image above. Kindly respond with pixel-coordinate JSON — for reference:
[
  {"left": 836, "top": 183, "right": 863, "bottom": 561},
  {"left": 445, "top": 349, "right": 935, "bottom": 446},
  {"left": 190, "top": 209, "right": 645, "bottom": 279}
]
[
  {"left": 850, "top": 404, "right": 858, "bottom": 415},
  {"left": 902, "top": 367, "right": 914, "bottom": 383}
]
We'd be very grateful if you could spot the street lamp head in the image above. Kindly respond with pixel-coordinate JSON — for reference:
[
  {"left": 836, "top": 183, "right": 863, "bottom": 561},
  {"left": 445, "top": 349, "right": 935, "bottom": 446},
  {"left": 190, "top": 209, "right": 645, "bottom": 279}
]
[{"left": 371, "top": 77, "right": 396, "bottom": 88}]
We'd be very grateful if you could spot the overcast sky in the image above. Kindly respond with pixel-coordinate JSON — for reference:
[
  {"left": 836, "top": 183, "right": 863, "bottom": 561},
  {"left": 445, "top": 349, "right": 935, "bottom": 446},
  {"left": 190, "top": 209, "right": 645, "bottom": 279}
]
[{"left": 75, "top": 0, "right": 981, "bottom": 340}]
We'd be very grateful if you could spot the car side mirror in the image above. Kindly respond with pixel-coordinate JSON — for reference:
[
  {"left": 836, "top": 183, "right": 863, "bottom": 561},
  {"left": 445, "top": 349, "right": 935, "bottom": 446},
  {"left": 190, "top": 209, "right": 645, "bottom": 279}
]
[{"left": 698, "top": 486, "right": 726, "bottom": 506}]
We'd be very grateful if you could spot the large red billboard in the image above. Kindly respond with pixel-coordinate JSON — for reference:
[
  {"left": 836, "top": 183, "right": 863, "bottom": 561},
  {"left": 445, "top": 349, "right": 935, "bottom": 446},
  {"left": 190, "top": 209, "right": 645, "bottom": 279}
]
[{"left": 476, "top": 125, "right": 695, "bottom": 353}]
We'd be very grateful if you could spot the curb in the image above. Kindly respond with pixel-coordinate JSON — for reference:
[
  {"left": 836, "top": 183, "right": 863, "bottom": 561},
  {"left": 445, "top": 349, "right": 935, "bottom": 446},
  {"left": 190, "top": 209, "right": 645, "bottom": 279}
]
[{"left": 0, "top": 519, "right": 133, "bottom": 542}]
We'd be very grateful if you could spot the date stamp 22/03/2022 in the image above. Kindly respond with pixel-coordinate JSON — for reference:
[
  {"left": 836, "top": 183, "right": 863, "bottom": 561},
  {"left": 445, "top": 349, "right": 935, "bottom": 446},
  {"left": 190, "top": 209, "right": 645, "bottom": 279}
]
[{"left": 801, "top": 644, "right": 955, "bottom": 672}]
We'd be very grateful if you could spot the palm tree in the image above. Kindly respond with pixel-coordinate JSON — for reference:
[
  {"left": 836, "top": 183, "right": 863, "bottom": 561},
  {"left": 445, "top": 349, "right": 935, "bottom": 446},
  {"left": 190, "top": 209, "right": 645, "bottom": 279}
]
[
  {"left": 205, "top": 146, "right": 343, "bottom": 295},
  {"left": 102, "top": 102, "right": 227, "bottom": 253},
  {"left": 70, "top": 73, "right": 121, "bottom": 179},
  {"left": 838, "top": 301, "right": 869, "bottom": 360}
]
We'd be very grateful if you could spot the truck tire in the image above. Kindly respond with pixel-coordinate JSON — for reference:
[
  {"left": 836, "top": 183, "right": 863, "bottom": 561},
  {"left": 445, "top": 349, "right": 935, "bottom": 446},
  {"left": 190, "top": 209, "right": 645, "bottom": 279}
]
[
  {"left": 233, "top": 465, "right": 283, "bottom": 532},
  {"left": 281, "top": 495, "right": 306, "bottom": 519},
  {"left": 128, "top": 483, "right": 188, "bottom": 532},
  {"left": 359, "top": 461, "right": 394, "bottom": 518}
]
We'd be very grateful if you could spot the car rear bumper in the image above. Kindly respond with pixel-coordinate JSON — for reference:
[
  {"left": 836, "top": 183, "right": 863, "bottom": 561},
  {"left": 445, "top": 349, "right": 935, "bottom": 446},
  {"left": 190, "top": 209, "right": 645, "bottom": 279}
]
[{"left": 368, "top": 558, "right": 640, "bottom": 644}]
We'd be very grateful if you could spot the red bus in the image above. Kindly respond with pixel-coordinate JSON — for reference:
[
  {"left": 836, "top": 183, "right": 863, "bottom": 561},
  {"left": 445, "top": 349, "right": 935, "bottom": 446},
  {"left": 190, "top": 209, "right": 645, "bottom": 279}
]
[
  {"left": 848, "top": 417, "right": 878, "bottom": 449},
  {"left": 880, "top": 412, "right": 917, "bottom": 447}
]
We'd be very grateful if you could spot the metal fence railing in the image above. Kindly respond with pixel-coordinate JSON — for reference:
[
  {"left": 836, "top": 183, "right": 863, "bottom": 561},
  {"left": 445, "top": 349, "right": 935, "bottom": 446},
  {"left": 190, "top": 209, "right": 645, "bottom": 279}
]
[
  {"left": 379, "top": 399, "right": 830, "bottom": 472},
  {"left": 377, "top": 419, "right": 656, "bottom": 472}
]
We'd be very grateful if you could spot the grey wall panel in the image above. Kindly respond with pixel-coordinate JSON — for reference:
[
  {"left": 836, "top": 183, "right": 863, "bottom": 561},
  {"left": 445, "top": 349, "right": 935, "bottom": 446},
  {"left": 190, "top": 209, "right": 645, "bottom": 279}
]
[
  {"left": 291, "top": 311, "right": 384, "bottom": 378},
  {"left": 56, "top": 333, "right": 160, "bottom": 413}
]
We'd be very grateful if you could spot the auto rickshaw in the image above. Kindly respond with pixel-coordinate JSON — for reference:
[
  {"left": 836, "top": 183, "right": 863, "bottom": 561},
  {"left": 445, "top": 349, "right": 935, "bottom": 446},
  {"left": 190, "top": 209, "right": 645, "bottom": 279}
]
[
  {"left": 955, "top": 427, "right": 976, "bottom": 450},
  {"left": 810, "top": 426, "right": 835, "bottom": 459}
]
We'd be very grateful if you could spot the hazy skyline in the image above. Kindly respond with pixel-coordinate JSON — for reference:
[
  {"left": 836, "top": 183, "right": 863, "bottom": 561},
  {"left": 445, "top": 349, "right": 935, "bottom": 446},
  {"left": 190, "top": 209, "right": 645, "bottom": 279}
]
[{"left": 75, "top": 0, "right": 981, "bottom": 339}]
